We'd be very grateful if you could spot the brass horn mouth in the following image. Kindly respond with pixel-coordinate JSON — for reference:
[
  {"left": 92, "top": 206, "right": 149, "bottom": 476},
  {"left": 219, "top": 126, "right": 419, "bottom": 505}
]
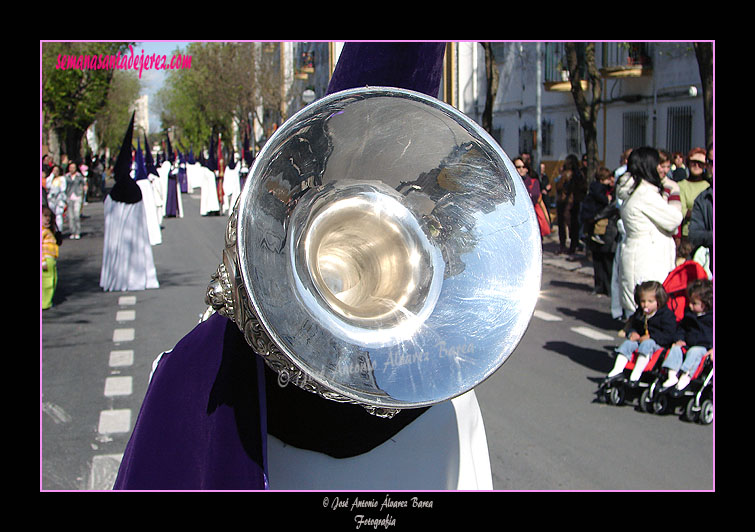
[
  {"left": 289, "top": 182, "right": 444, "bottom": 347},
  {"left": 214, "top": 86, "right": 541, "bottom": 414}
]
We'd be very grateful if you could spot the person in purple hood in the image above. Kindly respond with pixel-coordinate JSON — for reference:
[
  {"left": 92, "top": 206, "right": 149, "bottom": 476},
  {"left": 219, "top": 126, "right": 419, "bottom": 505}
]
[{"left": 113, "top": 42, "right": 493, "bottom": 491}]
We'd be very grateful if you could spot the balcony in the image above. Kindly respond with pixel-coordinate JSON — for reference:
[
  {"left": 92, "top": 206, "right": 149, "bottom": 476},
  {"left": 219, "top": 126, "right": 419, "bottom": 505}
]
[
  {"left": 600, "top": 42, "right": 652, "bottom": 78},
  {"left": 543, "top": 42, "right": 653, "bottom": 91},
  {"left": 543, "top": 42, "right": 587, "bottom": 92}
]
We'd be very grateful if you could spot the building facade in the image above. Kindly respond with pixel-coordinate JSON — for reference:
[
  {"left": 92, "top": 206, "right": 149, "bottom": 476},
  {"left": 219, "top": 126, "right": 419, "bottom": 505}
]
[{"left": 446, "top": 42, "right": 706, "bottom": 180}]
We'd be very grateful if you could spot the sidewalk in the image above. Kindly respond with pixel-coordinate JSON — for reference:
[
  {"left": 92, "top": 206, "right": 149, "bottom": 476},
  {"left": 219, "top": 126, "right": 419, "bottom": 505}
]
[{"left": 541, "top": 227, "right": 594, "bottom": 277}]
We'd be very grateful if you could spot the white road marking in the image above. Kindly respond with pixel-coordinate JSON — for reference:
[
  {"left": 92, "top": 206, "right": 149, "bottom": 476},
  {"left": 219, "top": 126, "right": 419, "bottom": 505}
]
[
  {"left": 533, "top": 310, "right": 563, "bottom": 322},
  {"left": 97, "top": 409, "right": 131, "bottom": 434},
  {"left": 116, "top": 310, "right": 135, "bottom": 322},
  {"left": 109, "top": 350, "right": 134, "bottom": 367},
  {"left": 89, "top": 454, "right": 123, "bottom": 490},
  {"left": 570, "top": 326, "right": 614, "bottom": 341},
  {"left": 112, "top": 328, "right": 134, "bottom": 342},
  {"left": 118, "top": 296, "right": 136, "bottom": 306},
  {"left": 104, "top": 376, "right": 133, "bottom": 397}
]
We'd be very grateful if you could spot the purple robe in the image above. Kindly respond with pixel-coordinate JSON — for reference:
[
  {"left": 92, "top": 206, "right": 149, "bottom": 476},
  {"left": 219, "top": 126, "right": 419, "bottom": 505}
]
[
  {"left": 165, "top": 170, "right": 180, "bottom": 217},
  {"left": 114, "top": 312, "right": 267, "bottom": 490},
  {"left": 179, "top": 164, "right": 188, "bottom": 193}
]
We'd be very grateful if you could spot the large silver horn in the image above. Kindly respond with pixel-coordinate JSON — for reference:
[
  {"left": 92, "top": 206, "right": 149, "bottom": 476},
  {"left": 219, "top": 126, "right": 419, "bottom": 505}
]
[{"left": 206, "top": 87, "right": 541, "bottom": 417}]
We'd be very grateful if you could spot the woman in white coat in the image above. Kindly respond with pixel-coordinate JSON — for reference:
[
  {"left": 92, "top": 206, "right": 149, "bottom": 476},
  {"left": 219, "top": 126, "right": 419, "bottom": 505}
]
[{"left": 616, "top": 147, "right": 683, "bottom": 317}]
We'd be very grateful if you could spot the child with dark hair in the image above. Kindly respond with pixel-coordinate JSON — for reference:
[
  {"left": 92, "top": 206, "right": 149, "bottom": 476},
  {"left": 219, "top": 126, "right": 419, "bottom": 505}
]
[
  {"left": 604, "top": 280, "right": 680, "bottom": 384},
  {"left": 660, "top": 279, "right": 713, "bottom": 391}
]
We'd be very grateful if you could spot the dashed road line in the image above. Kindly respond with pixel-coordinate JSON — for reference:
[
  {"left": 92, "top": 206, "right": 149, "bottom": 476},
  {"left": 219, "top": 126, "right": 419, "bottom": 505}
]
[
  {"left": 570, "top": 326, "right": 615, "bottom": 341},
  {"left": 104, "top": 376, "right": 133, "bottom": 397},
  {"left": 109, "top": 350, "right": 134, "bottom": 368},
  {"left": 533, "top": 310, "right": 563, "bottom": 322},
  {"left": 534, "top": 307, "right": 616, "bottom": 342},
  {"left": 112, "top": 328, "right": 134, "bottom": 342},
  {"left": 91, "top": 295, "right": 138, "bottom": 489},
  {"left": 97, "top": 409, "right": 132, "bottom": 434}
]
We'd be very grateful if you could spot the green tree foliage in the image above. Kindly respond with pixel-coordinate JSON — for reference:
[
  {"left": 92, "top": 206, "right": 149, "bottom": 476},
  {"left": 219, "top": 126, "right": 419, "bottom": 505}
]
[
  {"left": 42, "top": 42, "right": 133, "bottom": 160},
  {"left": 94, "top": 69, "right": 141, "bottom": 152},
  {"left": 157, "top": 42, "right": 283, "bottom": 154}
]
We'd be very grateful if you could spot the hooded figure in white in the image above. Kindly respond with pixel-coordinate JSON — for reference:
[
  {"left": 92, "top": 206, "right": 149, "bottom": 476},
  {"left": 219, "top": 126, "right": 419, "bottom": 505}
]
[{"left": 99, "top": 112, "right": 159, "bottom": 292}]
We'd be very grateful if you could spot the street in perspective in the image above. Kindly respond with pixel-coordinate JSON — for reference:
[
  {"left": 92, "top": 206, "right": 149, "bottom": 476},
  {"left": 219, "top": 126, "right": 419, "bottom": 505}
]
[{"left": 40, "top": 191, "right": 713, "bottom": 491}]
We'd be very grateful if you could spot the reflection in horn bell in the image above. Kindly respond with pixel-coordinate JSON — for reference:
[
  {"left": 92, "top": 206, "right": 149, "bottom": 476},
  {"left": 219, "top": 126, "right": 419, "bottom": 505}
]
[{"left": 208, "top": 86, "right": 542, "bottom": 416}]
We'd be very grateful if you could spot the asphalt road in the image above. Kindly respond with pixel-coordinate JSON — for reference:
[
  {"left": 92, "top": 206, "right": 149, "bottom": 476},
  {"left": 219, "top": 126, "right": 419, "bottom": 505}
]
[{"left": 40, "top": 192, "right": 713, "bottom": 491}]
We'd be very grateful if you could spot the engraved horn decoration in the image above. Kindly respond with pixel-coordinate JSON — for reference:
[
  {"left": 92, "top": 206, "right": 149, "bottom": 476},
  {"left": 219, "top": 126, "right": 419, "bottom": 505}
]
[{"left": 206, "top": 87, "right": 542, "bottom": 418}]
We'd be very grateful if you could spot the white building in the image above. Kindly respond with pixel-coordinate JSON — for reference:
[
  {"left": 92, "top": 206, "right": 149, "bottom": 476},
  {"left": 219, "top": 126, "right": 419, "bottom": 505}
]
[
  {"left": 444, "top": 42, "right": 706, "bottom": 180},
  {"left": 273, "top": 41, "right": 708, "bottom": 201},
  {"left": 134, "top": 94, "right": 150, "bottom": 138}
]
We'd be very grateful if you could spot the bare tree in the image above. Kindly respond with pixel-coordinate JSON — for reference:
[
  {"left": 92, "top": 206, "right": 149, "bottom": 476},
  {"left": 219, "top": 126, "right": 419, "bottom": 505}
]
[
  {"left": 564, "top": 43, "right": 601, "bottom": 182},
  {"left": 693, "top": 42, "right": 713, "bottom": 153},
  {"left": 481, "top": 43, "right": 499, "bottom": 135}
]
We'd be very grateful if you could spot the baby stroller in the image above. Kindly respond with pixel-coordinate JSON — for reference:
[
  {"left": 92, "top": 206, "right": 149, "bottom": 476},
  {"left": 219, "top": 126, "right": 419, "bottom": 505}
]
[
  {"left": 650, "top": 353, "right": 713, "bottom": 424},
  {"left": 598, "top": 261, "right": 710, "bottom": 412}
]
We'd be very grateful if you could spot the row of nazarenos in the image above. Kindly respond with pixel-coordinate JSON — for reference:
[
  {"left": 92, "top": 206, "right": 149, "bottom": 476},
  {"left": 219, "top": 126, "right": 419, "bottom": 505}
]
[{"left": 99, "top": 112, "right": 253, "bottom": 293}]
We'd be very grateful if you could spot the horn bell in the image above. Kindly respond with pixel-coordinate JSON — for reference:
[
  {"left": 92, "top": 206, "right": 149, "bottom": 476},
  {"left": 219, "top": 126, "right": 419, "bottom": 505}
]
[{"left": 216, "top": 87, "right": 541, "bottom": 414}]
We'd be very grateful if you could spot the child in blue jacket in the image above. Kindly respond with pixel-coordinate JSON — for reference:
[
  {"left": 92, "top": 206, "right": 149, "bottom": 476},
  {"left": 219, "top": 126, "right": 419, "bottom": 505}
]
[
  {"left": 604, "top": 280, "right": 681, "bottom": 384},
  {"left": 661, "top": 279, "right": 713, "bottom": 391}
]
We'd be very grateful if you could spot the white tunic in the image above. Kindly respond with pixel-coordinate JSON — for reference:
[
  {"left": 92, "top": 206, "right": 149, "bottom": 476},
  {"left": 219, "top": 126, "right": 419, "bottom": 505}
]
[
  {"left": 100, "top": 196, "right": 159, "bottom": 292},
  {"left": 266, "top": 390, "right": 493, "bottom": 490},
  {"left": 136, "top": 178, "right": 162, "bottom": 246}
]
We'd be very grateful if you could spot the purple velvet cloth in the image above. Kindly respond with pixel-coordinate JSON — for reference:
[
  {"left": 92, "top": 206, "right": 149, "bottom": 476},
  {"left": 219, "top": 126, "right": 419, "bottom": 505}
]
[
  {"left": 179, "top": 165, "right": 188, "bottom": 193},
  {"left": 165, "top": 174, "right": 180, "bottom": 217},
  {"left": 113, "top": 313, "right": 268, "bottom": 490},
  {"left": 327, "top": 42, "right": 446, "bottom": 97},
  {"left": 113, "top": 42, "right": 447, "bottom": 491}
]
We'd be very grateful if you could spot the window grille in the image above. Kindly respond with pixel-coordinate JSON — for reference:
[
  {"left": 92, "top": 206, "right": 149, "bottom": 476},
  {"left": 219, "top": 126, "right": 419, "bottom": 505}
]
[
  {"left": 566, "top": 116, "right": 582, "bottom": 155},
  {"left": 541, "top": 120, "right": 553, "bottom": 156},
  {"left": 519, "top": 125, "right": 534, "bottom": 156},
  {"left": 622, "top": 111, "right": 647, "bottom": 151},
  {"left": 666, "top": 106, "right": 693, "bottom": 155}
]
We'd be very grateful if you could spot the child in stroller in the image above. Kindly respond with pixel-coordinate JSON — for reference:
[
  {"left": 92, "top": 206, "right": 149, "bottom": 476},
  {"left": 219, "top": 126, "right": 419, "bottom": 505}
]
[
  {"left": 652, "top": 278, "right": 713, "bottom": 423},
  {"left": 660, "top": 279, "right": 713, "bottom": 393},
  {"left": 597, "top": 261, "right": 710, "bottom": 415},
  {"left": 601, "top": 280, "right": 680, "bottom": 384}
]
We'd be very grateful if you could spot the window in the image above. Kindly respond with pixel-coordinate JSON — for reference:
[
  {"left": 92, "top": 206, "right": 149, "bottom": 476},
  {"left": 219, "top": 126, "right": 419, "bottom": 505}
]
[
  {"left": 541, "top": 120, "right": 553, "bottom": 156},
  {"left": 519, "top": 125, "right": 534, "bottom": 156},
  {"left": 622, "top": 111, "right": 647, "bottom": 151},
  {"left": 566, "top": 116, "right": 582, "bottom": 155},
  {"left": 666, "top": 106, "right": 693, "bottom": 155}
]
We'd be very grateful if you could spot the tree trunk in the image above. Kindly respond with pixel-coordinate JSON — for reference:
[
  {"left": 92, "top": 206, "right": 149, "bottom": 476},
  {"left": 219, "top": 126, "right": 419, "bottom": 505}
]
[
  {"left": 693, "top": 42, "right": 713, "bottom": 153},
  {"left": 482, "top": 43, "right": 499, "bottom": 135},
  {"left": 565, "top": 43, "right": 601, "bottom": 182}
]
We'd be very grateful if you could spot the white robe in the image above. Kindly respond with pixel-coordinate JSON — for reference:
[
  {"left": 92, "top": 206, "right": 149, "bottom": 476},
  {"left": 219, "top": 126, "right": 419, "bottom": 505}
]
[
  {"left": 222, "top": 165, "right": 241, "bottom": 214},
  {"left": 100, "top": 196, "right": 159, "bottom": 292},
  {"left": 136, "top": 178, "right": 162, "bottom": 246},
  {"left": 266, "top": 390, "right": 493, "bottom": 490},
  {"left": 186, "top": 163, "right": 203, "bottom": 192},
  {"left": 150, "top": 173, "right": 165, "bottom": 224},
  {"left": 198, "top": 165, "right": 221, "bottom": 215}
]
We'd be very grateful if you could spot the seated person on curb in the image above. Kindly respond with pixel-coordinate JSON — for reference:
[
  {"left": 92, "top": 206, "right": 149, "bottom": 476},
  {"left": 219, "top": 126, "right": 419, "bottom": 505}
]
[
  {"left": 603, "top": 280, "right": 680, "bottom": 386},
  {"left": 660, "top": 279, "right": 713, "bottom": 393}
]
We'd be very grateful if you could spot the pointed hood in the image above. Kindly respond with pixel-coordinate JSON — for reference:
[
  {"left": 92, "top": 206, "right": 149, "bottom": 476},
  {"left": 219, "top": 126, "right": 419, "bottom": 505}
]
[
  {"left": 208, "top": 134, "right": 217, "bottom": 171},
  {"left": 144, "top": 133, "right": 159, "bottom": 177},
  {"left": 243, "top": 129, "right": 253, "bottom": 166},
  {"left": 134, "top": 138, "right": 148, "bottom": 181},
  {"left": 166, "top": 133, "right": 174, "bottom": 163},
  {"left": 109, "top": 112, "right": 142, "bottom": 203}
]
